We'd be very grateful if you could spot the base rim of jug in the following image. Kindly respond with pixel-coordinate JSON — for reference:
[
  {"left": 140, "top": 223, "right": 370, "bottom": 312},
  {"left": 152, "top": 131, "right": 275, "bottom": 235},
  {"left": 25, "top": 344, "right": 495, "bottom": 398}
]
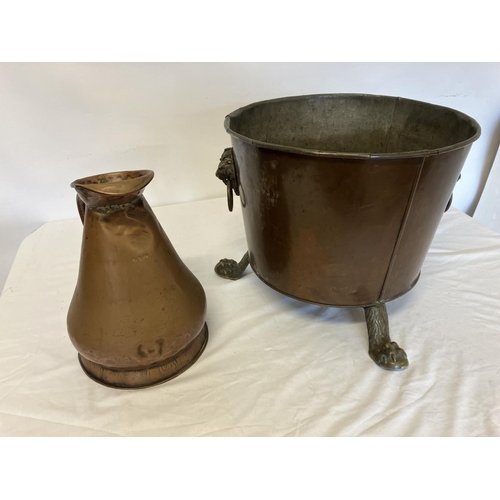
[{"left": 77, "top": 323, "right": 209, "bottom": 389}]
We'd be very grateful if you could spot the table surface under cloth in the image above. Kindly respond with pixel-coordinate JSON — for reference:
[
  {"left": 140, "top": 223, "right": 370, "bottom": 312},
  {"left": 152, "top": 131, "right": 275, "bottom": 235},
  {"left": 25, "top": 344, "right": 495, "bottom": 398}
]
[{"left": 1, "top": 198, "right": 499, "bottom": 437}]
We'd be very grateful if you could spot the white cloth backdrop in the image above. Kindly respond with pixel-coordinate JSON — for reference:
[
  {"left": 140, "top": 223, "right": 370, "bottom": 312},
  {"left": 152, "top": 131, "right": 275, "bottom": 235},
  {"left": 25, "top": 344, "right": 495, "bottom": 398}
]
[
  {"left": 475, "top": 145, "right": 500, "bottom": 233},
  {"left": 0, "top": 198, "right": 499, "bottom": 436}
]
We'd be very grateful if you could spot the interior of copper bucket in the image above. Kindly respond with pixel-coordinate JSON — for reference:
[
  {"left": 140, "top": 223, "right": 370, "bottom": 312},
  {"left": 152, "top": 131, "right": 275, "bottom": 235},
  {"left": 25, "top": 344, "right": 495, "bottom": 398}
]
[{"left": 226, "top": 94, "right": 480, "bottom": 156}]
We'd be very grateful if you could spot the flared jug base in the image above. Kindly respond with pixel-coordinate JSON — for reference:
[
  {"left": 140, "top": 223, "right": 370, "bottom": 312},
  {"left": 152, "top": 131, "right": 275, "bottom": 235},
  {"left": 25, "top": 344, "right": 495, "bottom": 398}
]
[{"left": 77, "top": 323, "right": 209, "bottom": 389}]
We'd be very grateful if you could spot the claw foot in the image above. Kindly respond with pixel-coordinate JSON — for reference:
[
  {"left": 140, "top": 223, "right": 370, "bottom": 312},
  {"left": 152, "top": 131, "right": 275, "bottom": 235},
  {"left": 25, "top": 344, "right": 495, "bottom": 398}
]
[
  {"left": 364, "top": 302, "right": 409, "bottom": 371},
  {"left": 369, "top": 341, "right": 408, "bottom": 371},
  {"left": 214, "top": 252, "right": 250, "bottom": 280}
]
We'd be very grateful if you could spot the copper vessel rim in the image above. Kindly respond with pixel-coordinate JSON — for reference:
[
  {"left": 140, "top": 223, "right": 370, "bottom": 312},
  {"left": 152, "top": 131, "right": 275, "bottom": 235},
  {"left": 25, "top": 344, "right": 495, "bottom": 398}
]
[
  {"left": 224, "top": 93, "right": 481, "bottom": 160},
  {"left": 70, "top": 169, "right": 154, "bottom": 195}
]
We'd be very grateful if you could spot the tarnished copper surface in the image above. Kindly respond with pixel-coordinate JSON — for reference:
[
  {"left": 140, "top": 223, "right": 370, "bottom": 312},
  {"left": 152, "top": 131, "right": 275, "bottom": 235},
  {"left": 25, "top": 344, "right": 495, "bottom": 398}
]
[
  {"left": 223, "top": 94, "right": 480, "bottom": 307},
  {"left": 67, "top": 170, "right": 208, "bottom": 389},
  {"left": 215, "top": 94, "right": 481, "bottom": 370}
]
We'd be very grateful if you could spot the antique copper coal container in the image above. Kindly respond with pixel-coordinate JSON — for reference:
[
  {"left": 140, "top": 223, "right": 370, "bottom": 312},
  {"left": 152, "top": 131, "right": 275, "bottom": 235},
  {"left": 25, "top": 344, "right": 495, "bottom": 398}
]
[{"left": 214, "top": 94, "right": 480, "bottom": 370}]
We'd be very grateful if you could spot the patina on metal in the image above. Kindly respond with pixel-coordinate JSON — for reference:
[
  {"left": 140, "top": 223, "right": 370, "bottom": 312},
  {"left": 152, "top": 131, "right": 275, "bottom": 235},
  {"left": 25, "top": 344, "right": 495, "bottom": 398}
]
[
  {"left": 68, "top": 170, "right": 208, "bottom": 388},
  {"left": 364, "top": 303, "right": 408, "bottom": 370},
  {"left": 214, "top": 251, "right": 250, "bottom": 280},
  {"left": 214, "top": 93, "right": 481, "bottom": 371}
]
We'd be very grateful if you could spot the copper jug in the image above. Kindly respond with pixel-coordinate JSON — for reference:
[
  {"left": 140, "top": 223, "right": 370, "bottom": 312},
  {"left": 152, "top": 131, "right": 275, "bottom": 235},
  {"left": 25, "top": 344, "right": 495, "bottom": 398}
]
[{"left": 67, "top": 170, "right": 208, "bottom": 388}]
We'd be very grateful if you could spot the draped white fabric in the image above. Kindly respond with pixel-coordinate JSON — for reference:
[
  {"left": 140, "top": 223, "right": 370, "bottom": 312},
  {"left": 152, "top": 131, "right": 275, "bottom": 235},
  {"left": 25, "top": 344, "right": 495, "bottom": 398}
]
[{"left": 1, "top": 199, "right": 499, "bottom": 436}]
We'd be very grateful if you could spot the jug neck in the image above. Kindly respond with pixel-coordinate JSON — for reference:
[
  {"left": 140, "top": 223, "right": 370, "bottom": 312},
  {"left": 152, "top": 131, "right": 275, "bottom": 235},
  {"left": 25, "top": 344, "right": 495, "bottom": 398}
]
[{"left": 71, "top": 170, "right": 154, "bottom": 209}]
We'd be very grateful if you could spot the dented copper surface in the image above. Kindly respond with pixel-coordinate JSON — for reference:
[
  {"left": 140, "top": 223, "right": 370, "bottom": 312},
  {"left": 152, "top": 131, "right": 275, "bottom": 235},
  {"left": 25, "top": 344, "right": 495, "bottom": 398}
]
[{"left": 67, "top": 170, "right": 208, "bottom": 388}]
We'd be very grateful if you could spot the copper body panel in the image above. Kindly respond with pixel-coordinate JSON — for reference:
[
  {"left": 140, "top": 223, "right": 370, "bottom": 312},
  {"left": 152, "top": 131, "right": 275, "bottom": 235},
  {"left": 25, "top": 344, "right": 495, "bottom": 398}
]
[
  {"left": 67, "top": 170, "right": 208, "bottom": 388},
  {"left": 225, "top": 94, "right": 480, "bottom": 307}
]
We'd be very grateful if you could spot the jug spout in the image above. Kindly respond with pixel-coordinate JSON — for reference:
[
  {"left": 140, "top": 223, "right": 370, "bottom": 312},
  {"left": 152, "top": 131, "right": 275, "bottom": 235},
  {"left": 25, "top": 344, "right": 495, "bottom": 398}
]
[{"left": 70, "top": 170, "right": 154, "bottom": 209}]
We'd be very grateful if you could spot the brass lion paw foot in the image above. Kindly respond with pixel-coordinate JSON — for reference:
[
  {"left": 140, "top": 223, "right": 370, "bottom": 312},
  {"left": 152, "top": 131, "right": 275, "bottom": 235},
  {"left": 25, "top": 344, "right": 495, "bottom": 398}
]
[
  {"left": 369, "top": 341, "right": 408, "bottom": 371},
  {"left": 214, "top": 252, "right": 250, "bottom": 280},
  {"left": 364, "top": 302, "right": 409, "bottom": 371}
]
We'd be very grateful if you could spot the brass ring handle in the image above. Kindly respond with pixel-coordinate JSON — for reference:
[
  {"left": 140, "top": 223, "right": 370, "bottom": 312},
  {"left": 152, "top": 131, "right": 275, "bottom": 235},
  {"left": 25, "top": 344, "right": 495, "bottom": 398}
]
[
  {"left": 445, "top": 174, "right": 461, "bottom": 213},
  {"left": 227, "top": 180, "right": 234, "bottom": 212},
  {"left": 444, "top": 194, "right": 453, "bottom": 213},
  {"left": 216, "top": 147, "right": 239, "bottom": 213}
]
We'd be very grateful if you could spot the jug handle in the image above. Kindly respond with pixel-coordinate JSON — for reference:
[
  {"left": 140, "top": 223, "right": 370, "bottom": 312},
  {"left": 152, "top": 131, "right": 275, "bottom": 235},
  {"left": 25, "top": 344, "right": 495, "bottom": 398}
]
[{"left": 76, "top": 195, "right": 86, "bottom": 224}]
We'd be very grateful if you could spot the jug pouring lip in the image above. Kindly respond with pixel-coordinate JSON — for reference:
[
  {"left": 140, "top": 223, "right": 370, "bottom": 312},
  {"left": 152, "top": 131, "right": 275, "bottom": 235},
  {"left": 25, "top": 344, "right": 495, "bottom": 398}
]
[
  {"left": 71, "top": 170, "right": 154, "bottom": 208},
  {"left": 71, "top": 169, "right": 154, "bottom": 194}
]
